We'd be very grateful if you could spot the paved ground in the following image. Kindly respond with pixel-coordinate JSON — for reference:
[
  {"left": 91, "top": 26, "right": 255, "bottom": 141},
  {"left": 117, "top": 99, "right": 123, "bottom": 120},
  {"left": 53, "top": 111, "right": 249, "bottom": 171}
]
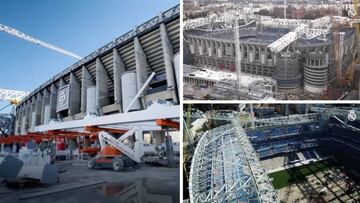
[{"left": 0, "top": 160, "right": 179, "bottom": 203}]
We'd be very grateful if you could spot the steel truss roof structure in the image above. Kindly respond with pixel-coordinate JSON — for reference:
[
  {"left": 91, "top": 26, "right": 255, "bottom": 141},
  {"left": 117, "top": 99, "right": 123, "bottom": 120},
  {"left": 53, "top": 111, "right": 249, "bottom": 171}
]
[
  {"left": 188, "top": 105, "right": 360, "bottom": 203},
  {"left": 189, "top": 124, "right": 264, "bottom": 203},
  {"left": 188, "top": 112, "right": 321, "bottom": 202},
  {"left": 231, "top": 119, "right": 278, "bottom": 203},
  {"left": 189, "top": 122, "right": 279, "bottom": 203},
  {"left": 310, "top": 106, "right": 360, "bottom": 119},
  {"left": 189, "top": 111, "right": 321, "bottom": 130}
]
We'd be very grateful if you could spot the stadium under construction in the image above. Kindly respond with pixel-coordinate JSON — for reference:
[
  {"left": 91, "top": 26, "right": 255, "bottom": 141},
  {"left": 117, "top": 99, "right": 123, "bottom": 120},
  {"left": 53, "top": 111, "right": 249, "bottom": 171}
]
[
  {"left": 183, "top": 104, "right": 360, "bottom": 202},
  {"left": 183, "top": 1, "right": 360, "bottom": 100},
  {"left": 0, "top": 4, "right": 180, "bottom": 202}
]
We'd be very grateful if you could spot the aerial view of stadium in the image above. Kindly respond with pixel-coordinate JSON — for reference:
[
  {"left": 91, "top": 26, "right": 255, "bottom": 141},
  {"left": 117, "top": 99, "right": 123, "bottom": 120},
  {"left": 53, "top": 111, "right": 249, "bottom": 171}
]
[
  {"left": 183, "top": 0, "right": 360, "bottom": 100},
  {"left": 183, "top": 103, "right": 360, "bottom": 202}
]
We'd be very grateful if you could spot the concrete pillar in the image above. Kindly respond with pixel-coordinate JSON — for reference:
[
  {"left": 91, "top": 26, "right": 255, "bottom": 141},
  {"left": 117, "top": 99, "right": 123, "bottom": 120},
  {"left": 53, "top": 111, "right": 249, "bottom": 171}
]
[
  {"left": 246, "top": 44, "right": 250, "bottom": 63},
  {"left": 240, "top": 44, "right": 244, "bottom": 61},
  {"left": 21, "top": 101, "right": 30, "bottom": 135},
  {"left": 57, "top": 79, "right": 66, "bottom": 119},
  {"left": 208, "top": 40, "right": 214, "bottom": 57},
  {"left": 35, "top": 93, "right": 42, "bottom": 125},
  {"left": 49, "top": 84, "right": 58, "bottom": 121},
  {"left": 215, "top": 41, "right": 219, "bottom": 58},
  {"left": 284, "top": 104, "right": 289, "bottom": 116},
  {"left": 160, "top": 23, "right": 176, "bottom": 92},
  {"left": 249, "top": 45, "right": 255, "bottom": 63},
  {"left": 30, "top": 93, "right": 42, "bottom": 132},
  {"left": 69, "top": 72, "right": 81, "bottom": 116},
  {"left": 96, "top": 58, "right": 109, "bottom": 110},
  {"left": 217, "top": 42, "right": 223, "bottom": 58},
  {"left": 15, "top": 106, "right": 22, "bottom": 135},
  {"left": 189, "top": 38, "right": 195, "bottom": 54},
  {"left": 265, "top": 47, "right": 269, "bottom": 65},
  {"left": 153, "top": 132, "right": 164, "bottom": 146},
  {"left": 198, "top": 39, "right": 204, "bottom": 56},
  {"left": 273, "top": 53, "right": 277, "bottom": 65},
  {"left": 134, "top": 37, "right": 149, "bottom": 108},
  {"left": 21, "top": 114, "right": 27, "bottom": 135},
  {"left": 231, "top": 43, "right": 235, "bottom": 57},
  {"left": 225, "top": 43, "right": 230, "bottom": 56},
  {"left": 204, "top": 40, "right": 209, "bottom": 56},
  {"left": 113, "top": 48, "right": 126, "bottom": 113},
  {"left": 41, "top": 89, "right": 50, "bottom": 124},
  {"left": 165, "top": 132, "right": 175, "bottom": 168},
  {"left": 29, "top": 98, "right": 35, "bottom": 131},
  {"left": 80, "top": 66, "right": 94, "bottom": 114}
]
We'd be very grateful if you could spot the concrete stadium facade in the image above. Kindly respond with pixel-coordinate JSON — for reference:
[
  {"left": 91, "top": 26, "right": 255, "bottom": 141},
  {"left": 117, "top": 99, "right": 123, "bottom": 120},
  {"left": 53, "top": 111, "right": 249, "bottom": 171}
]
[
  {"left": 184, "top": 21, "right": 355, "bottom": 93},
  {"left": 15, "top": 5, "right": 180, "bottom": 135}
]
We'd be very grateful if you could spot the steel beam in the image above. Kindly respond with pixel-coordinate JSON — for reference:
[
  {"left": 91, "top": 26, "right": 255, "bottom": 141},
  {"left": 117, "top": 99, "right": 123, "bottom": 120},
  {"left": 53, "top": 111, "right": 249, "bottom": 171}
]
[
  {"left": 232, "top": 119, "right": 278, "bottom": 203},
  {"left": 190, "top": 112, "right": 321, "bottom": 129},
  {"left": 189, "top": 124, "right": 266, "bottom": 203},
  {"left": 35, "top": 103, "right": 179, "bottom": 132}
]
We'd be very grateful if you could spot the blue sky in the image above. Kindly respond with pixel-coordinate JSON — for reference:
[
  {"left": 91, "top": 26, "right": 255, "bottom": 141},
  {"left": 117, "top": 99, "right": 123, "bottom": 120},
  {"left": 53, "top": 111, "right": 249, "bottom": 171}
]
[{"left": 0, "top": 0, "right": 178, "bottom": 112}]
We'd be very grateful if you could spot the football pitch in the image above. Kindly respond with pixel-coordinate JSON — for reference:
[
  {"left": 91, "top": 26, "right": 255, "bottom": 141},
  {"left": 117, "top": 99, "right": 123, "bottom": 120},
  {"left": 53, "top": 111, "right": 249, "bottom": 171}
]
[{"left": 268, "top": 160, "right": 331, "bottom": 189}]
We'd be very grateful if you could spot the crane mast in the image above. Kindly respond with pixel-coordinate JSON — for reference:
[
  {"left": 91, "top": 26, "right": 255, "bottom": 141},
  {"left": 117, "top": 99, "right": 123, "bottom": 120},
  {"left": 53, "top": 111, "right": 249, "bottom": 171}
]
[{"left": 234, "top": 12, "right": 242, "bottom": 97}]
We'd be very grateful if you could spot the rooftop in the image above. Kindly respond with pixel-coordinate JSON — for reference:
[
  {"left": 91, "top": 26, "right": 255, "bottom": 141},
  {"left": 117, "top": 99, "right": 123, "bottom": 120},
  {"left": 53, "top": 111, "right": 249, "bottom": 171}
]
[{"left": 184, "top": 66, "right": 274, "bottom": 88}]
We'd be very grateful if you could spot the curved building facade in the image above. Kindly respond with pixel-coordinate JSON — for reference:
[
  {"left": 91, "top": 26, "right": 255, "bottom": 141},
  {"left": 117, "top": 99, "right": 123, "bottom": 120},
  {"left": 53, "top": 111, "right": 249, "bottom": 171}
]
[
  {"left": 184, "top": 19, "right": 355, "bottom": 94},
  {"left": 304, "top": 52, "right": 329, "bottom": 93},
  {"left": 15, "top": 5, "right": 180, "bottom": 135},
  {"left": 273, "top": 52, "right": 302, "bottom": 91}
]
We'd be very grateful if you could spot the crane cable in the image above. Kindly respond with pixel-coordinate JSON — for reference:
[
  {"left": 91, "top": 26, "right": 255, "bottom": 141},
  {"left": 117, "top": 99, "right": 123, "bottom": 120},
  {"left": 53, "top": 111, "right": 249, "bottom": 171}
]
[{"left": 0, "top": 104, "right": 11, "bottom": 112}]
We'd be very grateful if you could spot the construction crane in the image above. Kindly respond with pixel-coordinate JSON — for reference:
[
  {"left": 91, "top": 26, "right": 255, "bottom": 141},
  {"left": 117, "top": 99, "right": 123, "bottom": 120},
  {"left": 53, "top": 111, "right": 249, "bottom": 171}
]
[
  {"left": 0, "top": 88, "right": 29, "bottom": 111},
  {"left": 0, "top": 23, "right": 82, "bottom": 60},
  {"left": 234, "top": 11, "right": 242, "bottom": 97},
  {"left": 0, "top": 88, "right": 28, "bottom": 135}
]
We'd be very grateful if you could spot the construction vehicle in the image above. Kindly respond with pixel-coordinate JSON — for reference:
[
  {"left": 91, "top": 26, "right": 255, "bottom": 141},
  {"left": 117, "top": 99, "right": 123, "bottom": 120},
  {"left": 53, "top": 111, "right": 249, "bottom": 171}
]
[{"left": 87, "top": 127, "right": 144, "bottom": 171}]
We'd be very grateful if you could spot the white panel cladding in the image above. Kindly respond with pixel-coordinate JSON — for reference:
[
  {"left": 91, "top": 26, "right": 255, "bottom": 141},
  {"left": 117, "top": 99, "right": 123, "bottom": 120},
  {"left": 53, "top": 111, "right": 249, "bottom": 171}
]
[{"left": 121, "top": 71, "right": 141, "bottom": 112}]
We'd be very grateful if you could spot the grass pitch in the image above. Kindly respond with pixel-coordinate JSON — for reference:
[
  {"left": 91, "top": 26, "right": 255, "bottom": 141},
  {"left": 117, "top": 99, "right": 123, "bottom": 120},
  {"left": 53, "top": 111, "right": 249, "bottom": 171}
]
[{"left": 268, "top": 160, "right": 331, "bottom": 189}]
